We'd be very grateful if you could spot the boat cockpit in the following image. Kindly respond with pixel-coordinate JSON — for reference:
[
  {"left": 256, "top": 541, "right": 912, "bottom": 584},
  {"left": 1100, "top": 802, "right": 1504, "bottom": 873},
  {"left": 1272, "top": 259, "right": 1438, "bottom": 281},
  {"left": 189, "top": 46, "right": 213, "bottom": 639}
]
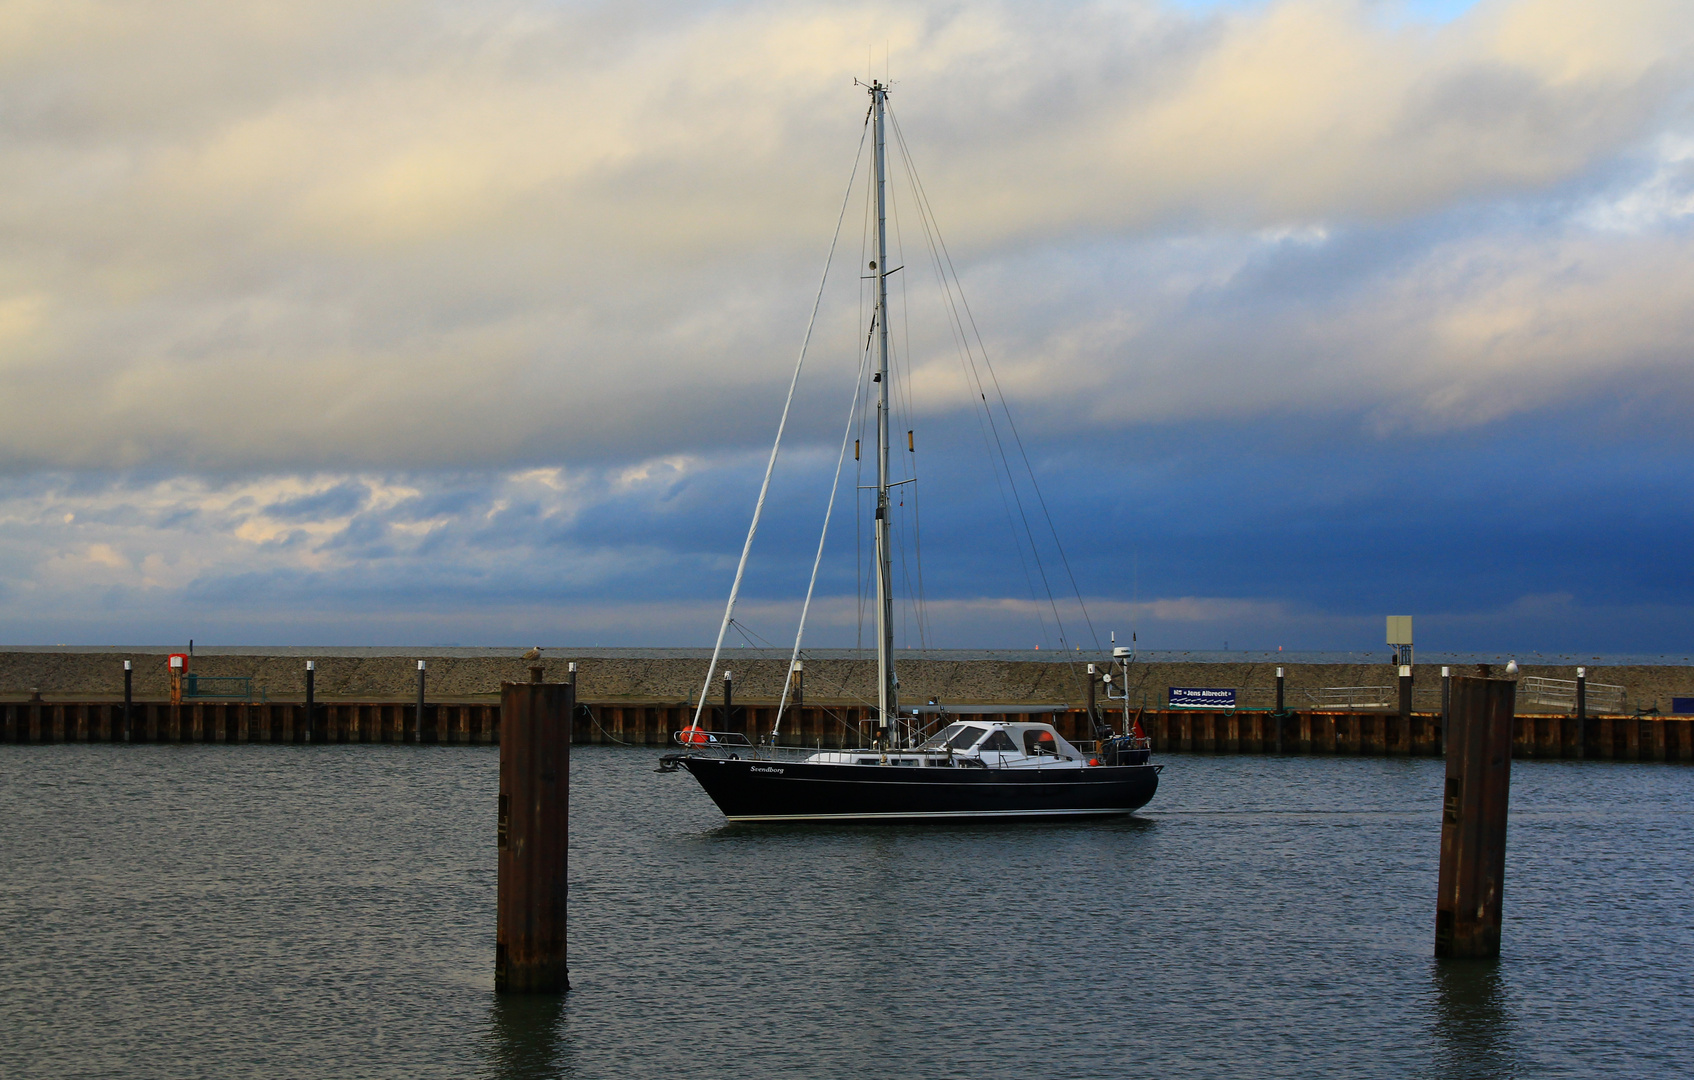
[{"left": 801, "top": 720, "right": 1092, "bottom": 769}]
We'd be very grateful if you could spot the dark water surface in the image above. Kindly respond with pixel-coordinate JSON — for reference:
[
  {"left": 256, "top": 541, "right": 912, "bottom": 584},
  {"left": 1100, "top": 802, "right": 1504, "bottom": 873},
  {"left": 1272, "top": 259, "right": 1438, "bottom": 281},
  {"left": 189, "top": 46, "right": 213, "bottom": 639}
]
[{"left": 2, "top": 746, "right": 1689, "bottom": 1079}]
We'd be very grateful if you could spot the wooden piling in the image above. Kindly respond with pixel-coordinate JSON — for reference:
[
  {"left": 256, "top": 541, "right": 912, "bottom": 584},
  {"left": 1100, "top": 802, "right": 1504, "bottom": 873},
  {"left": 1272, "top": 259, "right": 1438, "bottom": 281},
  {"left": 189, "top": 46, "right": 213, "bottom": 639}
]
[
  {"left": 496, "top": 677, "right": 572, "bottom": 994},
  {"left": 1436, "top": 675, "right": 1515, "bottom": 959}
]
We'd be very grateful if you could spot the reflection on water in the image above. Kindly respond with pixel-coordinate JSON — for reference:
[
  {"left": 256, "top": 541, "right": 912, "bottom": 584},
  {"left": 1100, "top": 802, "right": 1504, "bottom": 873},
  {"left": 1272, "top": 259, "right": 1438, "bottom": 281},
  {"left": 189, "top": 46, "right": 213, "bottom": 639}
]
[
  {"left": 1429, "top": 960, "right": 1519, "bottom": 1080},
  {"left": 478, "top": 994, "right": 568, "bottom": 1080}
]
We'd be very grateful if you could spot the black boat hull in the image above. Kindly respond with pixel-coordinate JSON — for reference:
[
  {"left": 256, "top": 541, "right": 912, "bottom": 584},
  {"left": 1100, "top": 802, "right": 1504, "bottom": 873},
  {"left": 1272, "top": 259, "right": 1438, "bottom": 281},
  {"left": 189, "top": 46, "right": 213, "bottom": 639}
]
[{"left": 678, "top": 757, "right": 1160, "bottom": 822}]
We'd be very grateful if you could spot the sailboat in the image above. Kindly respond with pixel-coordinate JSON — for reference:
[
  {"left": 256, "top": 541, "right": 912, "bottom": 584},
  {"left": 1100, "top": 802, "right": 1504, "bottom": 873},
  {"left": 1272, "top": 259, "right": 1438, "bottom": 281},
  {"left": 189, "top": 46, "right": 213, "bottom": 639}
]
[{"left": 659, "top": 81, "right": 1160, "bottom": 822}]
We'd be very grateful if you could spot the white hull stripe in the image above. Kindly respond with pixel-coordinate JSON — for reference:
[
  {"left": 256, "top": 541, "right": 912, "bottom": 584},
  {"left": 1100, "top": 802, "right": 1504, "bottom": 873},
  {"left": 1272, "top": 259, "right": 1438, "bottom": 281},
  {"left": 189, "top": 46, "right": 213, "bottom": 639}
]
[{"left": 722, "top": 807, "right": 1139, "bottom": 822}]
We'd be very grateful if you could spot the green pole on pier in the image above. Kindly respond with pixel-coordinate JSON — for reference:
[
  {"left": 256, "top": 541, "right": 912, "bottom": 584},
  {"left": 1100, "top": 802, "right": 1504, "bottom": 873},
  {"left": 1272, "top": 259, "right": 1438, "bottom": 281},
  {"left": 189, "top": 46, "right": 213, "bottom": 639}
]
[
  {"left": 1576, "top": 667, "right": 1587, "bottom": 759},
  {"left": 414, "top": 660, "right": 425, "bottom": 744},
  {"left": 1398, "top": 665, "right": 1414, "bottom": 753},
  {"left": 304, "top": 661, "right": 315, "bottom": 744}
]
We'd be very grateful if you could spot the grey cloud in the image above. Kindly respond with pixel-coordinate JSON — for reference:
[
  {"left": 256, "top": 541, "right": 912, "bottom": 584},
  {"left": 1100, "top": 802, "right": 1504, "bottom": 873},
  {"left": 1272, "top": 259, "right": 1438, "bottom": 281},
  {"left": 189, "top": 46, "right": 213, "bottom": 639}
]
[
  {"left": 0, "top": 0, "right": 1690, "bottom": 476},
  {"left": 263, "top": 481, "right": 371, "bottom": 521}
]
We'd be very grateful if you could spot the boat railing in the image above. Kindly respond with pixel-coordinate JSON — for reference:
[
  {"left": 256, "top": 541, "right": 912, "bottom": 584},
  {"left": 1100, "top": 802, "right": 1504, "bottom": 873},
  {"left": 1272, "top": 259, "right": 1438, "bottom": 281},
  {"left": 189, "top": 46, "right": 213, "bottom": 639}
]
[
  {"left": 670, "top": 730, "right": 755, "bottom": 755},
  {"left": 669, "top": 733, "right": 851, "bottom": 763},
  {"left": 668, "top": 731, "right": 1154, "bottom": 767},
  {"left": 1070, "top": 737, "right": 1151, "bottom": 753}
]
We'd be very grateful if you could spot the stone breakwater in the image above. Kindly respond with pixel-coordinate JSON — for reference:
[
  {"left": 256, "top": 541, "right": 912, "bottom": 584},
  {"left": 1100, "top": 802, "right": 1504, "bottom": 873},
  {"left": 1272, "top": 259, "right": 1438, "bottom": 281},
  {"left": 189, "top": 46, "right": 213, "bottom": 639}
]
[{"left": 2, "top": 650, "right": 1693, "bottom": 713}]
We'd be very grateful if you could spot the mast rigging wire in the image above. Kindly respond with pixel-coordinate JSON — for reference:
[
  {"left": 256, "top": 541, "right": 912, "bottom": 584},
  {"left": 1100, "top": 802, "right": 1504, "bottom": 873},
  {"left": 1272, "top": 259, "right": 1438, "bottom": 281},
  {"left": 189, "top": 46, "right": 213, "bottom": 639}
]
[
  {"left": 772, "top": 319, "right": 875, "bottom": 739},
  {"left": 887, "top": 104, "right": 1102, "bottom": 654},
  {"left": 884, "top": 111, "right": 1056, "bottom": 648},
  {"left": 687, "top": 114, "right": 871, "bottom": 731},
  {"left": 885, "top": 150, "right": 931, "bottom": 652}
]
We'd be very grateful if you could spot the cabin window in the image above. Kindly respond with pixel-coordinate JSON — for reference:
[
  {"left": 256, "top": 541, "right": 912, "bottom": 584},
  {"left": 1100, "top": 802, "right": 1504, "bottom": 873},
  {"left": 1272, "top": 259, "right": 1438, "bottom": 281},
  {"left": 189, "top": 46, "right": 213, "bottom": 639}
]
[
  {"left": 920, "top": 724, "right": 986, "bottom": 750},
  {"left": 1023, "top": 729, "right": 1058, "bottom": 755},
  {"left": 979, "top": 731, "right": 1017, "bottom": 752}
]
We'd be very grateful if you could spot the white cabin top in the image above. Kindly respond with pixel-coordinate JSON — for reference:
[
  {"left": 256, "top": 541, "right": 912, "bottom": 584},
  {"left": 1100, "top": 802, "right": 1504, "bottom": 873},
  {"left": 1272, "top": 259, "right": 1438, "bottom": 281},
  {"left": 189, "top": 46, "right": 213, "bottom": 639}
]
[{"left": 805, "top": 720, "right": 1090, "bottom": 769}]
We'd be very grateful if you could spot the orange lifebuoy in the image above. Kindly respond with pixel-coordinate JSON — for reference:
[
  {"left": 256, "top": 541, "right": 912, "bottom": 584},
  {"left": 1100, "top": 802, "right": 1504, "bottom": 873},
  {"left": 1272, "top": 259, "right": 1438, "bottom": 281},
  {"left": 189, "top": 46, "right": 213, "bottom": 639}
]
[
  {"left": 1088, "top": 757, "right": 1100, "bottom": 767},
  {"left": 678, "top": 727, "right": 712, "bottom": 746}
]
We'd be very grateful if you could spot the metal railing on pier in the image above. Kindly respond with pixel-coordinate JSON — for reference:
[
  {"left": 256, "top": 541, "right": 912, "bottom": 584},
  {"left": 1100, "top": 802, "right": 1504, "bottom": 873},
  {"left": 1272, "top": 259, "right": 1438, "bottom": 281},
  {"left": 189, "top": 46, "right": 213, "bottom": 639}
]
[
  {"left": 183, "top": 675, "right": 265, "bottom": 703},
  {"left": 1519, "top": 677, "right": 1626, "bottom": 714},
  {"left": 1305, "top": 686, "right": 1393, "bottom": 709},
  {"left": 1304, "top": 686, "right": 1442, "bottom": 709}
]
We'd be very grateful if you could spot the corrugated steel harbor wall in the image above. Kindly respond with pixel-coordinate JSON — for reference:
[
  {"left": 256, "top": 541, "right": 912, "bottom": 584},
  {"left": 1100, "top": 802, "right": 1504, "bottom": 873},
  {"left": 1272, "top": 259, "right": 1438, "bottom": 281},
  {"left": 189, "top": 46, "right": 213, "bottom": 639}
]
[{"left": 4, "top": 700, "right": 1692, "bottom": 761}]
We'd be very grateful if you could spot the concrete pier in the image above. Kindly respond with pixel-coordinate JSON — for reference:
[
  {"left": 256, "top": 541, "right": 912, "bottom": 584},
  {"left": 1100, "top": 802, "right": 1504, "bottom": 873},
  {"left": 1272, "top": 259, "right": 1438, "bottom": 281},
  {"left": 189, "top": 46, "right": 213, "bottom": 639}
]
[{"left": 5, "top": 651, "right": 1694, "bottom": 718}]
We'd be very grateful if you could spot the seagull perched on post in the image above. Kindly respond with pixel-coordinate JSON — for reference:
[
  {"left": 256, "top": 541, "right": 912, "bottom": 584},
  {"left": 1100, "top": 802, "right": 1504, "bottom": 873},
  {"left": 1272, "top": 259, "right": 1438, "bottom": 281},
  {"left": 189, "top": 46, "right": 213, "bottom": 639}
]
[{"left": 521, "top": 646, "right": 542, "bottom": 661}]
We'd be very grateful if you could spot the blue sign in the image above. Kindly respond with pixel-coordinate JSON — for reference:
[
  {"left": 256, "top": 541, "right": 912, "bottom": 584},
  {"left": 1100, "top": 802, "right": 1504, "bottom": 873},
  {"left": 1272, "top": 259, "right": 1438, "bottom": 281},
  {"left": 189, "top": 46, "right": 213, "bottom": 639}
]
[
  {"left": 1169, "top": 687, "right": 1236, "bottom": 710},
  {"left": 1672, "top": 698, "right": 1694, "bottom": 715}
]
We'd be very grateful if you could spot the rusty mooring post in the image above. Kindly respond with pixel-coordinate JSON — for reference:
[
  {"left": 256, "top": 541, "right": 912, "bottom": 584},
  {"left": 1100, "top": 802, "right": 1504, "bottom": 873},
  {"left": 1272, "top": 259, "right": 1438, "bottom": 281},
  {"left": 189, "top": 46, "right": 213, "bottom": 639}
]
[
  {"left": 1275, "top": 666, "right": 1286, "bottom": 753},
  {"left": 1436, "top": 675, "right": 1515, "bottom": 958},
  {"left": 123, "top": 661, "right": 133, "bottom": 742},
  {"left": 496, "top": 676, "right": 572, "bottom": 993}
]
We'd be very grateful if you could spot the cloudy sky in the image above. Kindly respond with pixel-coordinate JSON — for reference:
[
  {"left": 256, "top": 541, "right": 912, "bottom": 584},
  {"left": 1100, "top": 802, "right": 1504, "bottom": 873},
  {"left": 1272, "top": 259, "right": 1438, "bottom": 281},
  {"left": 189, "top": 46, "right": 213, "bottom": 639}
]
[{"left": 1, "top": 0, "right": 1690, "bottom": 652}]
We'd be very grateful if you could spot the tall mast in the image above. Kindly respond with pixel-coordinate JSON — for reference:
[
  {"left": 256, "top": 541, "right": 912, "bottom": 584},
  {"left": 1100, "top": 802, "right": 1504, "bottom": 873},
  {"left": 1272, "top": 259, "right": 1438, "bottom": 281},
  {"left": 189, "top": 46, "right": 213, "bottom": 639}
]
[{"left": 870, "top": 80, "right": 897, "bottom": 739}]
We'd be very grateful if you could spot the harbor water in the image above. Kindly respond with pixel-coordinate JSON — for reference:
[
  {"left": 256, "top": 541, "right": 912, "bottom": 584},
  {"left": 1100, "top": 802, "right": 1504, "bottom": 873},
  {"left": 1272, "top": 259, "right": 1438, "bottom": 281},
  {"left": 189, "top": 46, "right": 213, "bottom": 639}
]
[{"left": 2, "top": 745, "right": 1689, "bottom": 1078}]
